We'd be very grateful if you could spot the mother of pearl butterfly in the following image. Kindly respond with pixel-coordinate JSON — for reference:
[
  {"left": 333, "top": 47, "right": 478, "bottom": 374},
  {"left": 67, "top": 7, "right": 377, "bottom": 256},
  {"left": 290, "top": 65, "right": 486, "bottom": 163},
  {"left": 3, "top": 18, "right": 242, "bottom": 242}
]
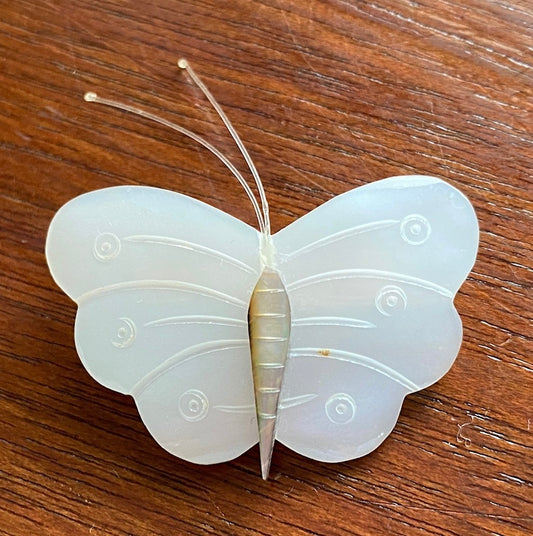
[{"left": 46, "top": 60, "right": 479, "bottom": 479}]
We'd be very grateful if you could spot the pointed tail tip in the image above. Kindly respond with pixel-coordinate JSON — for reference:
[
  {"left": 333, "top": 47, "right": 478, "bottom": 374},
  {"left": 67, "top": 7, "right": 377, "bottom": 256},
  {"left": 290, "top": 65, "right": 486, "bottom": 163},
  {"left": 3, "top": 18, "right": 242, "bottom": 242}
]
[
  {"left": 261, "top": 458, "right": 271, "bottom": 480},
  {"left": 257, "top": 418, "right": 276, "bottom": 480}
]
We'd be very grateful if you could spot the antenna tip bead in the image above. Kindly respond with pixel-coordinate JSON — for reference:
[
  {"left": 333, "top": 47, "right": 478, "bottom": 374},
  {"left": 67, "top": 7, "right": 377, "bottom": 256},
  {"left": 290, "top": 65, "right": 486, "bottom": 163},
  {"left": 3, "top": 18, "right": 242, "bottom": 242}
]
[
  {"left": 177, "top": 58, "right": 188, "bottom": 69},
  {"left": 84, "top": 92, "right": 98, "bottom": 102}
]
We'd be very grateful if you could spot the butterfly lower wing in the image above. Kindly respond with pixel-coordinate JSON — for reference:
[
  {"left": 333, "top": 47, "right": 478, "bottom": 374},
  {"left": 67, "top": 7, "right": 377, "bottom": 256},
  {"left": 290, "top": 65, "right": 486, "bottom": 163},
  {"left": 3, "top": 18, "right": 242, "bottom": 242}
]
[
  {"left": 273, "top": 176, "right": 478, "bottom": 462},
  {"left": 46, "top": 186, "right": 262, "bottom": 464},
  {"left": 132, "top": 339, "right": 256, "bottom": 464}
]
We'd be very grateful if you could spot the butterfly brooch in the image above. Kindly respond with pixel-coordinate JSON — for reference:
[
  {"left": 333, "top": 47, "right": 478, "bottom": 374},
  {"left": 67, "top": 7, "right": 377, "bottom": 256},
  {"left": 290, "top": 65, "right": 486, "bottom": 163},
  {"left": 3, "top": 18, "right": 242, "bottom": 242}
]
[{"left": 46, "top": 60, "right": 479, "bottom": 478}]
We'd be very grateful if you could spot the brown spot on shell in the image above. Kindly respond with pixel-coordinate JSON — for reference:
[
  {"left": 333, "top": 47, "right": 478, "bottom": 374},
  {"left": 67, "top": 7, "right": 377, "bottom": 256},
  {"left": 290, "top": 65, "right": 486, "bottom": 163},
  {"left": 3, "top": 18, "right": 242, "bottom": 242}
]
[{"left": 318, "top": 349, "right": 330, "bottom": 357}]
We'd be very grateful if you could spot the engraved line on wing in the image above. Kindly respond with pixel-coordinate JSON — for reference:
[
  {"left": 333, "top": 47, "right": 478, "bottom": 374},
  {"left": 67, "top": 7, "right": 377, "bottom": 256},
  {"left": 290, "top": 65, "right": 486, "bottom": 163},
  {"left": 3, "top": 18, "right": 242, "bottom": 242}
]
[
  {"left": 131, "top": 339, "right": 249, "bottom": 396},
  {"left": 291, "top": 348, "right": 420, "bottom": 391},
  {"left": 145, "top": 315, "right": 247, "bottom": 328},
  {"left": 287, "top": 270, "right": 453, "bottom": 298},
  {"left": 286, "top": 220, "right": 399, "bottom": 259},
  {"left": 292, "top": 317, "right": 376, "bottom": 329},
  {"left": 77, "top": 281, "right": 246, "bottom": 308},
  {"left": 278, "top": 394, "right": 318, "bottom": 409},
  {"left": 125, "top": 235, "right": 256, "bottom": 274},
  {"left": 214, "top": 404, "right": 255, "bottom": 414}
]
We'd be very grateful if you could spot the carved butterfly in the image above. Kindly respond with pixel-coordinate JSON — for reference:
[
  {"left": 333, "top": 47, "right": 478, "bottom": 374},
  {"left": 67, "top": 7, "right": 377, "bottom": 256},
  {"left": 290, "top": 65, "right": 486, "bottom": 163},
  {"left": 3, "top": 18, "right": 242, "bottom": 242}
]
[{"left": 45, "top": 61, "right": 479, "bottom": 478}]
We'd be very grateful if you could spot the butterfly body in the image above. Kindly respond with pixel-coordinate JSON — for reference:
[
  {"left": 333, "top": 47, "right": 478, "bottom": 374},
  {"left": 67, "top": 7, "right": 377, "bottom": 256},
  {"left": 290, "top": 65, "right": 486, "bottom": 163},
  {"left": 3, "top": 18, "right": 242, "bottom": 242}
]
[{"left": 249, "top": 267, "right": 291, "bottom": 478}]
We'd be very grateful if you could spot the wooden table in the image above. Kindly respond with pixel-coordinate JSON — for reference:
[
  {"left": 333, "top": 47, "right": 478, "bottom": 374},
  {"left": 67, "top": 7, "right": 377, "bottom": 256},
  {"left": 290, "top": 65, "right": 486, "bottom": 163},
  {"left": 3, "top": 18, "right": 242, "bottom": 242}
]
[{"left": 1, "top": 1, "right": 531, "bottom": 534}]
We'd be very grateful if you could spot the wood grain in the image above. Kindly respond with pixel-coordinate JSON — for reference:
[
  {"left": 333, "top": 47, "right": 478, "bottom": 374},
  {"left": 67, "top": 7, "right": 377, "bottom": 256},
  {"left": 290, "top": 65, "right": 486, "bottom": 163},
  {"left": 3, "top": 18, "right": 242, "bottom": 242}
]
[{"left": 1, "top": 1, "right": 531, "bottom": 535}]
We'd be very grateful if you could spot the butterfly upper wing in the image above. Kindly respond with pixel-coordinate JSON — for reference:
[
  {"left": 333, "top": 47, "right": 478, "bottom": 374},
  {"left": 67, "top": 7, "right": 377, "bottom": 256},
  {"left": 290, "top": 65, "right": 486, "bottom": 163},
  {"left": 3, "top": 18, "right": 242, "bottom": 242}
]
[
  {"left": 46, "top": 186, "right": 262, "bottom": 464},
  {"left": 272, "top": 175, "right": 478, "bottom": 462}
]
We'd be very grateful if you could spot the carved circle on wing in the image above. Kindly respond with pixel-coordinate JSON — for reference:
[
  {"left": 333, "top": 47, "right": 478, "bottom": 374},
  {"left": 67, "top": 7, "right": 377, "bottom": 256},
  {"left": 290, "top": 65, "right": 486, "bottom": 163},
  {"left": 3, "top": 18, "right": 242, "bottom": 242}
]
[
  {"left": 93, "top": 232, "right": 121, "bottom": 261},
  {"left": 325, "top": 393, "right": 356, "bottom": 424},
  {"left": 400, "top": 214, "right": 431, "bottom": 245},
  {"left": 111, "top": 317, "right": 136, "bottom": 348},
  {"left": 179, "top": 389, "right": 209, "bottom": 422},
  {"left": 375, "top": 285, "right": 407, "bottom": 316}
]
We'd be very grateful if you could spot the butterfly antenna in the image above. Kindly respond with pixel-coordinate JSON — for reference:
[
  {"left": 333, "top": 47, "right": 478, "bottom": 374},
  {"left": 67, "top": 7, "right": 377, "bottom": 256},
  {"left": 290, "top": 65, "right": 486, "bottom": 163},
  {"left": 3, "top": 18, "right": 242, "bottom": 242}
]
[
  {"left": 178, "top": 59, "right": 271, "bottom": 237},
  {"left": 83, "top": 92, "right": 266, "bottom": 234}
]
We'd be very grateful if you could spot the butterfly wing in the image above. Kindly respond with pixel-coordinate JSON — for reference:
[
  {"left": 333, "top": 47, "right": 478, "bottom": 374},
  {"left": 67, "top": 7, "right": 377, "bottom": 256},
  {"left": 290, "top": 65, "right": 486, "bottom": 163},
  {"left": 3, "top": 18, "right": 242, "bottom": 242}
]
[
  {"left": 46, "top": 186, "right": 262, "bottom": 464},
  {"left": 273, "top": 175, "right": 478, "bottom": 462}
]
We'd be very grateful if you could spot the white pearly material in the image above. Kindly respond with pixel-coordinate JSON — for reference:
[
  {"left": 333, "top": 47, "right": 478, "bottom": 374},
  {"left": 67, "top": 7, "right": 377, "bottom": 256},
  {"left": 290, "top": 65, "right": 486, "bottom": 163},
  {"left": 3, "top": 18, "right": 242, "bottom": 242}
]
[{"left": 46, "top": 175, "right": 478, "bottom": 473}]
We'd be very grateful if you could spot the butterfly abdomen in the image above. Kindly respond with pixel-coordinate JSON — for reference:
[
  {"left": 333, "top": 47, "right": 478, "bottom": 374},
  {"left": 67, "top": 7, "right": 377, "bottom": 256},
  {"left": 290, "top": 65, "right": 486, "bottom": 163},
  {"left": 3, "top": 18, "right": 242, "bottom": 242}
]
[{"left": 248, "top": 268, "right": 291, "bottom": 479}]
